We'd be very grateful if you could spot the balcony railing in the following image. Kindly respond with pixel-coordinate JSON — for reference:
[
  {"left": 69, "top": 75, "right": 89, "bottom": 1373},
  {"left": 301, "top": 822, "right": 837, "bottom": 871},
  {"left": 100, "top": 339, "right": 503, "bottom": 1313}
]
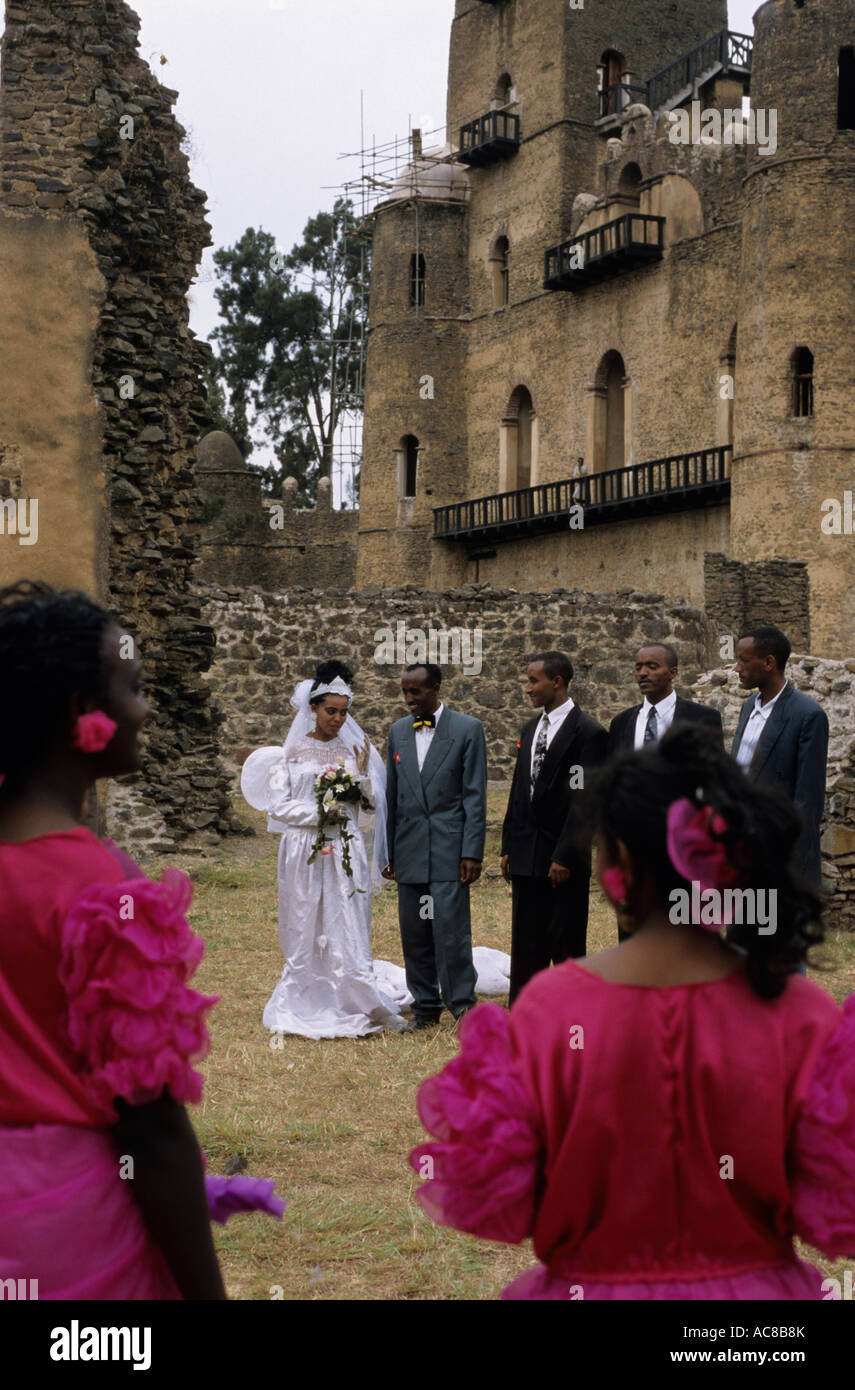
[
  {"left": 458, "top": 110, "right": 521, "bottom": 166},
  {"left": 646, "top": 30, "right": 753, "bottom": 112},
  {"left": 544, "top": 214, "right": 665, "bottom": 291},
  {"left": 433, "top": 446, "right": 731, "bottom": 543},
  {"left": 598, "top": 80, "right": 647, "bottom": 120}
]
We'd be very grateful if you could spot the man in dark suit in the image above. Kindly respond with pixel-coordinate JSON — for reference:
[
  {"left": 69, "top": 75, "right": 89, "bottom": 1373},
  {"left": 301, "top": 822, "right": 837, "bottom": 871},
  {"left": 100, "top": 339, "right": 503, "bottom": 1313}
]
[
  {"left": 732, "top": 626, "right": 828, "bottom": 888},
  {"left": 607, "top": 643, "right": 724, "bottom": 754},
  {"left": 501, "top": 651, "right": 608, "bottom": 1004}
]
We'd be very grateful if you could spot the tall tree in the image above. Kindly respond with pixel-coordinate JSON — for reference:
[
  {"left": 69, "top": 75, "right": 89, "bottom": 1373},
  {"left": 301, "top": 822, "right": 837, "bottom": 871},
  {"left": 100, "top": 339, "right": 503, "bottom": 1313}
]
[{"left": 206, "top": 200, "right": 370, "bottom": 506}]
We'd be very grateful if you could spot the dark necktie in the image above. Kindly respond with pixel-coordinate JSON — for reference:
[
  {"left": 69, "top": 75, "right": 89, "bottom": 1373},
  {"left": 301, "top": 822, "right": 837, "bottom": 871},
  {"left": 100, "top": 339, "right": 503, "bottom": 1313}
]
[
  {"left": 643, "top": 706, "right": 658, "bottom": 744},
  {"left": 412, "top": 714, "right": 436, "bottom": 730},
  {"left": 530, "top": 715, "right": 549, "bottom": 798}
]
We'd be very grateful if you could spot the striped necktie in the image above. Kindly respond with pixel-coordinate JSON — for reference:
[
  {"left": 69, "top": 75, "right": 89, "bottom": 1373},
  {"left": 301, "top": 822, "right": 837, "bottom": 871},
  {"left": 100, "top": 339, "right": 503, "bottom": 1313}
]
[
  {"left": 530, "top": 714, "right": 549, "bottom": 797},
  {"left": 643, "top": 706, "right": 658, "bottom": 744}
]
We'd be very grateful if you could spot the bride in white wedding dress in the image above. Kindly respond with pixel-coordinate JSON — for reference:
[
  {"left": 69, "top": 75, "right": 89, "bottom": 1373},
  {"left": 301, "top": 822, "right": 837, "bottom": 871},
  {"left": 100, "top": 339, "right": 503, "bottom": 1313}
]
[{"left": 241, "top": 661, "right": 407, "bottom": 1039}]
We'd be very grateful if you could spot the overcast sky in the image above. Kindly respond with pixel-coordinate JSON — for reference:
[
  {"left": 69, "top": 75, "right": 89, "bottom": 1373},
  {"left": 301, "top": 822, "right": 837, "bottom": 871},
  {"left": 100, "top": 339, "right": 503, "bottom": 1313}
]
[{"left": 133, "top": 0, "right": 761, "bottom": 344}]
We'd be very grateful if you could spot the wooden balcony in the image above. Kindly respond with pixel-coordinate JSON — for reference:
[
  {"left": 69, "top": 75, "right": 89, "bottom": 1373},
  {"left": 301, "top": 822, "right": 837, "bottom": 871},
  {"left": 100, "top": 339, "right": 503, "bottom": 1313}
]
[
  {"left": 544, "top": 214, "right": 665, "bottom": 291},
  {"left": 458, "top": 110, "right": 521, "bottom": 166},
  {"left": 433, "top": 446, "right": 731, "bottom": 544},
  {"left": 646, "top": 30, "right": 752, "bottom": 113}
]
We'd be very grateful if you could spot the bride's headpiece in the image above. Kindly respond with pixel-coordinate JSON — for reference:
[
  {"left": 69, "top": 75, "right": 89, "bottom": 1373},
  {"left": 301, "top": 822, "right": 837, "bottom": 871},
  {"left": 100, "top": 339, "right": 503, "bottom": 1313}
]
[{"left": 308, "top": 676, "right": 353, "bottom": 705}]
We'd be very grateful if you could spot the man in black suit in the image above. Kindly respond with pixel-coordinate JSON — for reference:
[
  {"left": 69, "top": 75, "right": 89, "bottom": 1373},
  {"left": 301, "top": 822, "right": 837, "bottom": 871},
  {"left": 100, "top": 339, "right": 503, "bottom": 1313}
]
[
  {"left": 732, "top": 626, "right": 828, "bottom": 888},
  {"left": 607, "top": 643, "right": 724, "bottom": 754},
  {"left": 501, "top": 651, "right": 608, "bottom": 1004}
]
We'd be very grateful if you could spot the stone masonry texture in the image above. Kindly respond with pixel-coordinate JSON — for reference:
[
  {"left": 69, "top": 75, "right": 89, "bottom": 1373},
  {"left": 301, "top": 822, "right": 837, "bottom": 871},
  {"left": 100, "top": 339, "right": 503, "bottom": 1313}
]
[{"left": 0, "top": 0, "right": 232, "bottom": 853}]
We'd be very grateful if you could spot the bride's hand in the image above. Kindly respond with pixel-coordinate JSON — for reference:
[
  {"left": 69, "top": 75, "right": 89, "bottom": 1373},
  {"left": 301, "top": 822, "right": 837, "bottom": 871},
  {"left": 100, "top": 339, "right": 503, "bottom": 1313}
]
[{"left": 354, "top": 736, "right": 370, "bottom": 776}]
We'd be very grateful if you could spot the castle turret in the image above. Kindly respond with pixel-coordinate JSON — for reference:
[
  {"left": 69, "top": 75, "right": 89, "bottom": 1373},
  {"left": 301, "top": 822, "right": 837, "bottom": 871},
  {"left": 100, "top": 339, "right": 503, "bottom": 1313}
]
[
  {"left": 732, "top": 0, "right": 855, "bottom": 656},
  {"left": 356, "top": 148, "right": 471, "bottom": 587}
]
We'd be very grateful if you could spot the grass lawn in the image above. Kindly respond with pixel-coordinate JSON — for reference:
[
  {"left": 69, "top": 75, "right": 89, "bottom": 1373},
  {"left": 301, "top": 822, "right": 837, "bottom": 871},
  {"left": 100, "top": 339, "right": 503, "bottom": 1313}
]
[{"left": 148, "top": 795, "right": 855, "bottom": 1301}]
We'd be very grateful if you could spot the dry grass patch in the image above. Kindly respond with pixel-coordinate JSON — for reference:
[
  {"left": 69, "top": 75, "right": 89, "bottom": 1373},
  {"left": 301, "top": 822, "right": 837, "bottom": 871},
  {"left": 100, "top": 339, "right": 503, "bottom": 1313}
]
[{"left": 147, "top": 810, "right": 854, "bottom": 1301}]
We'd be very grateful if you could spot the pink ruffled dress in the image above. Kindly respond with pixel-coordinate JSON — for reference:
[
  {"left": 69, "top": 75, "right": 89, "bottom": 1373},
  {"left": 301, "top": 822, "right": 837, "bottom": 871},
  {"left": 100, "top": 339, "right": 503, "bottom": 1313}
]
[
  {"left": 0, "top": 828, "right": 283, "bottom": 1300},
  {"left": 410, "top": 960, "right": 855, "bottom": 1299}
]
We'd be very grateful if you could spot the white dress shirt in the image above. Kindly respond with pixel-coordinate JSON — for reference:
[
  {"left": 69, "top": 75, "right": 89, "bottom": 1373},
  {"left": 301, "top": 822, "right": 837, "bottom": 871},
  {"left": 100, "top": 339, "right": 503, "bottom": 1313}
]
[
  {"left": 736, "top": 681, "right": 788, "bottom": 769},
  {"left": 414, "top": 702, "right": 444, "bottom": 771},
  {"left": 530, "top": 697, "right": 575, "bottom": 779},
  {"left": 633, "top": 688, "right": 678, "bottom": 749}
]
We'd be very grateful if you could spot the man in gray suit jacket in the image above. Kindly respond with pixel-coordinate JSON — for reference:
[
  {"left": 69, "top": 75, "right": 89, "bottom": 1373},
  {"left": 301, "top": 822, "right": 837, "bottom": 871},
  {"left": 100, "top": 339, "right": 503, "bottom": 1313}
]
[
  {"left": 384, "top": 662, "right": 487, "bottom": 1027},
  {"left": 732, "top": 626, "right": 829, "bottom": 887}
]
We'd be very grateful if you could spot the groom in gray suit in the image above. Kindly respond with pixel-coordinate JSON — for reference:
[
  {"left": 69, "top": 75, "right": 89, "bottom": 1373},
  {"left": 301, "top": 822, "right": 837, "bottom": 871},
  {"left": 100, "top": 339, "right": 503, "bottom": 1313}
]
[{"left": 384, "top": 663, "right": 487, "bottom": 1027}]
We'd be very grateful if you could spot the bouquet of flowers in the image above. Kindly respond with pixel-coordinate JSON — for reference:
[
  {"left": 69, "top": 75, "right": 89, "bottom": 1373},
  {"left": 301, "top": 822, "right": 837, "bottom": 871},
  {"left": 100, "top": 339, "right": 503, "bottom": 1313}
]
[{"left": 307, "top": 762, "right": 371, "bottom": 879}]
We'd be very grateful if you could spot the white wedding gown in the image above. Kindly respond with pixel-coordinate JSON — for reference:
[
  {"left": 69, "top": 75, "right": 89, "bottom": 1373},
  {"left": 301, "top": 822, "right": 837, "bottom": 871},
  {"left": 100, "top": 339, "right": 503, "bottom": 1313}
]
[{"left": 258, "top": 734, "right": 408, "bottom": 1038}]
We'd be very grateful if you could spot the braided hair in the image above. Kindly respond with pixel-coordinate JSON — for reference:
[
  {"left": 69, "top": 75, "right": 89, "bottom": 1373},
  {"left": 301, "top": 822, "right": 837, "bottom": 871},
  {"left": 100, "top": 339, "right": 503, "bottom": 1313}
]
[
  {"left": 309, "top": 659, "right": 354, "bottom": 705},
  {"left": 582, "top": 723, "right": 824, "bottom": 998},
  {"left": 0, "top": 580, "right": 114, "bottom": 793}
]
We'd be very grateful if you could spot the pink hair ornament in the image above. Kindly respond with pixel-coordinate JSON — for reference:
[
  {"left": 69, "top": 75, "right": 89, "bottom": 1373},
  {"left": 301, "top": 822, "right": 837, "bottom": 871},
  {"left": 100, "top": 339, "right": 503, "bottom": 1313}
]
[{"left": 71, "top": 710, "right": 118, "bottom": 754}]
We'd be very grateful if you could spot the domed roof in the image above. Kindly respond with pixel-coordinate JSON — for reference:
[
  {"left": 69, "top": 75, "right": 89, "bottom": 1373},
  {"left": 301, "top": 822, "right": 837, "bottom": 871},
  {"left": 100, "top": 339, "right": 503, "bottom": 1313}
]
[
  {"left": 382, "top": 144, "right": 470, "bottom": 205},
  {"left": 197, "top": 430, "right": 246, "bottom": 471}
]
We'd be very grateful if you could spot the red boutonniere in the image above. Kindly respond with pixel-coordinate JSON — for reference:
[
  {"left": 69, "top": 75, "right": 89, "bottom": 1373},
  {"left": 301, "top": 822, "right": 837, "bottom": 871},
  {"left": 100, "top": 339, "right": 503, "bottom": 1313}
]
[
  {"left": 516, "top": 740, "right": 521, "bottom": 750},
  {"left": 394, "top": 752, "right": 401, "bottom": 762}
]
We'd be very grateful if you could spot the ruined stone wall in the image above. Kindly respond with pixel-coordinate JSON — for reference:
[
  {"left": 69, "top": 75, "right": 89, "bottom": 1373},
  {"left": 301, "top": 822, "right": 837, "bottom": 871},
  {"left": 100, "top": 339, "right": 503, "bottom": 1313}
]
[
  {"left": 195, "top": 432, "right": 357, "bottom": 590},
  {"left": 0, "top": 0, "right": 232, "bottom": 853},
  {"left": 691, "top": 657, "right": 855, "bottom": 931},
  {"left": 704, "top": 554, "right": 811, "bottom": 653},
  {"left": 197, "top": 579, "right": 718, "bottom": 786}
]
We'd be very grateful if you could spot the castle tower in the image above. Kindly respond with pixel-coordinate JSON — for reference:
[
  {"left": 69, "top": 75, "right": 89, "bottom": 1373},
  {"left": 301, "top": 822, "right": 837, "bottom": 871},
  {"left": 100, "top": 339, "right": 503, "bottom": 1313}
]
[
  {"left": 357, "top": 153, "right": 471, "bottom": 586},
  {"left": 358, "top": 0, "right": 731, "bottom": 588},
  {"left": 732, "top": 0, "right": 855, "bottom": 656}
]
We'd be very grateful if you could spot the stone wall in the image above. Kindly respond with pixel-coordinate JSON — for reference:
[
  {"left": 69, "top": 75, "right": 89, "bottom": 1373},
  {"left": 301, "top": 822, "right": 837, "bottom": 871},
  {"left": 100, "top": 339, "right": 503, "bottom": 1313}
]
[
  {"left": 195, "top": 431, "right": 357, "bottom": 590},
  {"left": 197, "top": 580, "right": 718, "bottom": 785},
  {"left": 0, "top": 0, "right": 233, "bottom": 853},
  {"left": 704, "top": 554, "right": 811, "bottom": 653},
  {"left": 691, "top": 657, "right": 855, "bottom": 930}
]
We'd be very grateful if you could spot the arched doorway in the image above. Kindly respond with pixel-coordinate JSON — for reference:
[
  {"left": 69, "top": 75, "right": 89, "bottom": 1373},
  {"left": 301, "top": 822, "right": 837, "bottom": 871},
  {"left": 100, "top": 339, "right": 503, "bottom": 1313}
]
[
  {"left": 586, "top": 351, "right": 630, "bottom": 482},
  {"left": 500, "top": 386, "right": 536, "bottom": 492}
]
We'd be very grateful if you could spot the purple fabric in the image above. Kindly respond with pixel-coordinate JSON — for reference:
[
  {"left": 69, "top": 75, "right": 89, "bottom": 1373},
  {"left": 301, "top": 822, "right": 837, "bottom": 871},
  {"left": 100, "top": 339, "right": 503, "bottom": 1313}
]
[{"left": 205, "top": 1174, "right": 286, "bottom": 1225}]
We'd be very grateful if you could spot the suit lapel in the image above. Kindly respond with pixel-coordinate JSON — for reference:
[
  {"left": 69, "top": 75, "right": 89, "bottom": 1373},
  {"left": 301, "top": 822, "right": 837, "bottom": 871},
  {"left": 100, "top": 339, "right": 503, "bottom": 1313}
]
[
  {"left": 533, "top": 704, "right": 581, "bottom": 799},
  {"left": 398, "top": 722, "right": 428, "bottom": 811},
  {"left": 420, "top": 708, "right": 454, "bottom": 791},
  {"left": 750, "top": 685, "right": 793, "bottom": 777},
  {"left": 622, "top": 705, "right": 641, "bottom": 748},
  {"left": 731, "top": 698, "right": 753, "bottom": 757}
]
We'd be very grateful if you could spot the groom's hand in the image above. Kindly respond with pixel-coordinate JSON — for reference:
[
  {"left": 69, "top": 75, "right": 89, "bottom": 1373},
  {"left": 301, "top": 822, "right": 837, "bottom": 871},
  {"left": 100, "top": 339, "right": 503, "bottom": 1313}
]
[
  {"left": 460, "top": 858, "right": 482, "bottom": 885},
  {"left": 500, "top": 853, "right": 511, "bottom": 883},
  {"left": 548, "top": 860, "right": 571, "bottom": 886},
  {"left": 381, "top": 863, "right": 395, "bottom": 881}
]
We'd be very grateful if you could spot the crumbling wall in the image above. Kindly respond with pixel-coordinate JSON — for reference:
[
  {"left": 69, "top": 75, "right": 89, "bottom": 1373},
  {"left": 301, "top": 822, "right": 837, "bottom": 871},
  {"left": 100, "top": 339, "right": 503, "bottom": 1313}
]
[
  {"left": 705, "top": 553, "right": 811, "bottom": 652},
  {"left": 0, "top": 0, "right": 233, "bottom": 853}
]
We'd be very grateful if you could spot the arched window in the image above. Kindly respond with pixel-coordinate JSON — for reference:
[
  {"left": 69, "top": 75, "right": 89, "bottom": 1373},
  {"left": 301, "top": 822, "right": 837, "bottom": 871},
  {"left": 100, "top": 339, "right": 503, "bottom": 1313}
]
[
  {"left": 399, "top": 434, "right": 419, "bottom": 497},
  {"left": 839, "top": 48, "right": 855, "bottom": 129},
  {"left": 409, "top": 253, "right": 425, "bottom": 308},
  {"left": 617, "top": 162, "right": 642, "bottom": 204},
  {"left": 598, "top": 50, "right": 625, "bottom": 117},
  {"left": 493, "top": 72, "right": 514, "bottom": 107},
  {"left": 791, "top": 347, "right": 814, "bottom": 418},
  {"left": 500, "top": 386, "right": 535, "bottom": 492},
  {"left": 490, "top": 235, "right": 510, "bottom": 308},
  {"left": 717, "top": 323, "right": 737, "bottom": 453}
]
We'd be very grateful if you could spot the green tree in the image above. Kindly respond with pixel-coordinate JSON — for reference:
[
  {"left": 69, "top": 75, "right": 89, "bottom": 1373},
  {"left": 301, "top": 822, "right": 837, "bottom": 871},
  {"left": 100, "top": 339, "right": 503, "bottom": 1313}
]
[{"left": 206, "top": 200, "right": 370, "bottom": 506}]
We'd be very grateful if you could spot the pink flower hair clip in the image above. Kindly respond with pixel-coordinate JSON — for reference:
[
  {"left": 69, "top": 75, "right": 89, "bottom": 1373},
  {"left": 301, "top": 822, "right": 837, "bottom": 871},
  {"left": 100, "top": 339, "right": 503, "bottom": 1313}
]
[
  {"left": 71, "top": 710, "right": 118, "bottom": 754},
  {"left": 666, "top": 797, "right": 743, "bottom": 892}
]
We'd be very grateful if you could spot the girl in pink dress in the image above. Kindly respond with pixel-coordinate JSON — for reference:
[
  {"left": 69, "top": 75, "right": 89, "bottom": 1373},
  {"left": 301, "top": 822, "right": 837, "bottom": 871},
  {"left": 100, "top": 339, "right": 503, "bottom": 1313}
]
[
  {"left": 410, "top": 724, "right": 855, "bottom": 1299},
  {"left": 0, "top": 581, "right": 283, "bottom": 1300}
]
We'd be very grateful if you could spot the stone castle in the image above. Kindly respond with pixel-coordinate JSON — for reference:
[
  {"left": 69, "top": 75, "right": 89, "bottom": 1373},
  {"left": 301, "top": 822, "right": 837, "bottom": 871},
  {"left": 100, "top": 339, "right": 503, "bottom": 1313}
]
[{"left": 354, "top": 0, "right": 855, "bottom": 658}]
